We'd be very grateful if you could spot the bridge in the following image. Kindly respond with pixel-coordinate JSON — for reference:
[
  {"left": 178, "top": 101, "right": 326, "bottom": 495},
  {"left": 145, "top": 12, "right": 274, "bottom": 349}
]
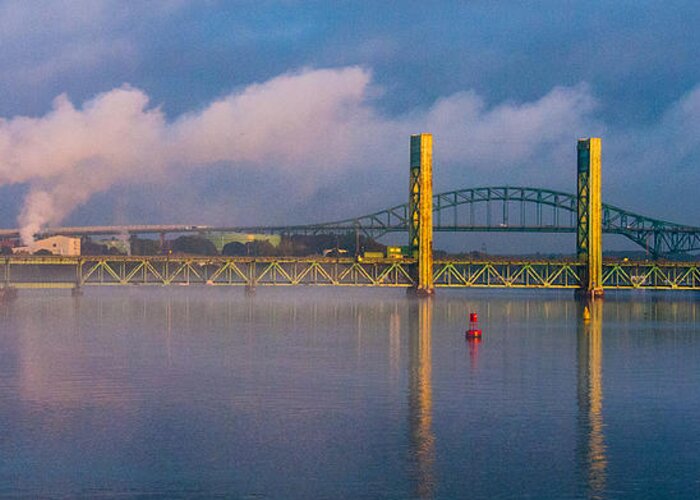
[
  {"left": 1, "top": 135, "right": 699, "bottom": 297},
  {"left": 6, "top": 187, "right": 699, "bottom": 257},
  {"left": 1, "top": 255, "right": 698, "bottom": 291},
  {"left": 182, "top": 186, "right": 698, "bottom": 257}
]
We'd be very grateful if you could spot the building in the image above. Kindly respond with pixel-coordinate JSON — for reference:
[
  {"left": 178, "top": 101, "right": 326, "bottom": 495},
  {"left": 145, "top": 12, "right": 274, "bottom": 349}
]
[{"left": 13, "top": 236, "right": 81, "bottom": 256}]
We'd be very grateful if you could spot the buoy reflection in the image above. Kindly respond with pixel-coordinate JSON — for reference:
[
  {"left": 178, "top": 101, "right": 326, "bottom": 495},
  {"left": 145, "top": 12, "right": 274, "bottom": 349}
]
[{"left": 467, "top": 337, "right": 481, "bottom": 370}]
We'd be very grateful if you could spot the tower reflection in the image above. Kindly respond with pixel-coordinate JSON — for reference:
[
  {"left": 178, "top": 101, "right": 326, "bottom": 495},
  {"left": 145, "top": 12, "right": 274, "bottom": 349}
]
[
  {"left": 408, "top": 298, "right": 436, "bottom": 499},
  {"left": 577, "top": 300, "right": 607, "bottom": 499},
  {"left": 389, "top": 307, "right": 401, "bottom": 382}
]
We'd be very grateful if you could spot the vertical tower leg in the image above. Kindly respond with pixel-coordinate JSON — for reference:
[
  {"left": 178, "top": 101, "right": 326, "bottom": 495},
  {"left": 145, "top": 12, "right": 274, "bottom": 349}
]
[
  {"left": 408, "top": 134, "right": 434, "bottom": 296},
  {"left": 72, "top": 258, "right": 84, "bottom": 296},
  {"left": 1, "top": 258, "right": 17, "bottom": 302},
  {"left": 577, "top": 138, "right": 604, "bottom": 298},
  {"left": 245, "top": 260, "right": 257, "bottom": 296}
]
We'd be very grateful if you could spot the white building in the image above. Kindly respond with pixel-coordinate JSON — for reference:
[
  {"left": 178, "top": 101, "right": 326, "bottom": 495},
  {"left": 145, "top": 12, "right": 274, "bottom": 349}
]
[{"left": 13, "top": 236, "right": 81, "bottom": 256}]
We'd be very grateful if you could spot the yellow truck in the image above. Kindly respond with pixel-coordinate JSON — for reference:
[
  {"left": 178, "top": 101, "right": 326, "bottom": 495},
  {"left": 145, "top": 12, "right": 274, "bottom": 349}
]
[{"left": 359, "top": 246, "right": 405, "bottom": 261}]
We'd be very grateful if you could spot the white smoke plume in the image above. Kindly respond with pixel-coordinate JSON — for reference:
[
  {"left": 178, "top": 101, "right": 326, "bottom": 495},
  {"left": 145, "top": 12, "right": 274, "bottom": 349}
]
[{"left": 0, "top": 66, "right": 602, "bottom": 243}]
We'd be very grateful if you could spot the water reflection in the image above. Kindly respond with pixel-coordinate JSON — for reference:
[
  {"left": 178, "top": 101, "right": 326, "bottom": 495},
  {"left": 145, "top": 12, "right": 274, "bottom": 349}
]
[
  {"left": 408, "top": 298, "right": 436, "bottom": 499},
  {"left": 389, "top": 307, "right": 401, "bottom": 382},
  {"left": 4, "top": 289, "right": 700, "bottom": 497},
  {"left": 577, "top": 300, "right": 607, "bottom": 499},
  {"left": 165, "top": 297, "right": 173, "bottom": 366},
  {"left": 16, "top": 298, "right": 138, "bottom": 409},
  {"left": 467, "top": 336, "right": 481, "bottom": 370}
]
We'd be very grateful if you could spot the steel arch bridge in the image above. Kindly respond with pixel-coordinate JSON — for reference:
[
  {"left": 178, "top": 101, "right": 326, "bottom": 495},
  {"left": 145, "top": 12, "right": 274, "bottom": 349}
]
[{"left": 229, "top": 187, "right": 700, "bottom": 257}]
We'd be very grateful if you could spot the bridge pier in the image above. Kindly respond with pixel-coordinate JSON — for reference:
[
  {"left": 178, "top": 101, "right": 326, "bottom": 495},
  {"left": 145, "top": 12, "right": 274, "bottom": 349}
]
[
  {"left": 0, "top": 258, "right": 16, "bottom": 301},
  {"left": 577, "top": 138, "right": 604, "bottom": 299},
  {"left": 0, "top": 287, "right": 17, "bottom": 302},
  {"left": 72, "top": 259, "right": 84, "bottom": 297},
  {"left": 245, "top": 260, "right": 257, "bottom": 296},
  {"left": 408, "top": 133, "right": 434, "bottom": 296}
]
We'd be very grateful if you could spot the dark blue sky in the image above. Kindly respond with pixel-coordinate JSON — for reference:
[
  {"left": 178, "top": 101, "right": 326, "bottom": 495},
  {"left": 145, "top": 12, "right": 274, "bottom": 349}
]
[{"left": 0, "top": 0, "right": 698, "bottom": 250}]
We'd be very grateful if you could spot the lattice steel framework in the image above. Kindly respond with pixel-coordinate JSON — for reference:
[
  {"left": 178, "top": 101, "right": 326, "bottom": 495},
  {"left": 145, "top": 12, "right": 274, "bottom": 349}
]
[
  {"left": 2, "top": 256, "right": 699, "bottom": 291},
  {"left": 229, "top": 187, "right": 700, "bottom": 257}
]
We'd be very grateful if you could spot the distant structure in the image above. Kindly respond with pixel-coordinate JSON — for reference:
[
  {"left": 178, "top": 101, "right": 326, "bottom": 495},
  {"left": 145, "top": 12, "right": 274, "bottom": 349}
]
[
  {"left": 96, "top": 238, "right": 130, "bottom": 255},
  {"left": 206, "top": 232, "right": 281, "bottom": 253},
  {"left": 13, "top": 236, "right": 81, "bottom": 256}
]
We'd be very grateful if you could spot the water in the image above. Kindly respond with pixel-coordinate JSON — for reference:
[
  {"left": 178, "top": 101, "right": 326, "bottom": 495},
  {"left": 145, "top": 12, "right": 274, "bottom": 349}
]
[{"left": 0, "top": 288, "right": 699, "bottom": 499}]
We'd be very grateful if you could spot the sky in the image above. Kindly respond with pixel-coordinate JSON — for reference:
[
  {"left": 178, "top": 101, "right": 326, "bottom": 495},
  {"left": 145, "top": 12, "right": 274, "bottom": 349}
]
[{"left": 0, "top": 0, "right": 698, "bottom": 250}]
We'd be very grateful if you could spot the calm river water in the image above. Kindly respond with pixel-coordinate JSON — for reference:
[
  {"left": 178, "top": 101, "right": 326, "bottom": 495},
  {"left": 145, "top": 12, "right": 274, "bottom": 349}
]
[{"left": 0, "top": 287, "right": 699, "bottom": 498}]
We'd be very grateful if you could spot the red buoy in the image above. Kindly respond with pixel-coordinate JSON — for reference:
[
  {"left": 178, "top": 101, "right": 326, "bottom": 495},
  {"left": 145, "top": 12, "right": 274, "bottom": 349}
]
[{"left": 466, "top": 312, "right": 482, "bottom": 339}]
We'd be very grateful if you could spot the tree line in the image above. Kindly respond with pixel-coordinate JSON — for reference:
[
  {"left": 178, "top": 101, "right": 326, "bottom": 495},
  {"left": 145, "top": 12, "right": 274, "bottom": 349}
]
[{"left": 83, "top": 233, "right": 387, "bottom": 257}]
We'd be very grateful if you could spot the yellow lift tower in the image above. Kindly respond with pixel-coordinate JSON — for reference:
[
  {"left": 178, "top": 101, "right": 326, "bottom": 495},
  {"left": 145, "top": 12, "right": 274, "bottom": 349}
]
[
  {"left": 409, "top": 134, "right": 434, "bottom": 296},
  {"left": 577, "top": 138, "right": 604, "bottom": 298}
]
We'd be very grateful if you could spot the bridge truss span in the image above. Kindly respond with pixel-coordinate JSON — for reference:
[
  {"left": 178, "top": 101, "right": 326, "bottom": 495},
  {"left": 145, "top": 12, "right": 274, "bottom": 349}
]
[
  {"left": 433, "top": 259, "right": 583, "bottom": 289},
  {"left": 300, "top": 186, "right": 700, "bottom": 256},
  {"left": 2, "top": 256, "right": 699, "bottom": 291}
]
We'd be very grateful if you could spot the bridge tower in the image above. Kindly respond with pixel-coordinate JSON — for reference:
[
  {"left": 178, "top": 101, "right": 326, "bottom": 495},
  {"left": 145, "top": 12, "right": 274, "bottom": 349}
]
[
  {"left": 577, "top": 138, "right": 604, "bottom": 298},
  {"left": 409, "top": 134, "right": 434, "bottom": 296}
]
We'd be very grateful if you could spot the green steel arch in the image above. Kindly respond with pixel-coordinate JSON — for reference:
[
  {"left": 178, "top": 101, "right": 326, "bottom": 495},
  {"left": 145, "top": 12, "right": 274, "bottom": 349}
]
[{"left": 226, "top": 187, "right": 700, "bottom": 257}]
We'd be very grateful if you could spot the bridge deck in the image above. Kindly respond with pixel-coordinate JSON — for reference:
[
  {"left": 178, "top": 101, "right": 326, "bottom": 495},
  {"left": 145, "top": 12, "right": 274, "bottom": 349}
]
[{"left": 2, "top": 256, "right": 699, "bottom": 291}]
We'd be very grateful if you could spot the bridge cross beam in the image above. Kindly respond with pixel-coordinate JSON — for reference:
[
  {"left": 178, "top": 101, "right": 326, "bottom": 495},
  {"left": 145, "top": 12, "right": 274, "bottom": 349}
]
[{"left": 576, "top": 138, "right": 604, "bottom": 298}]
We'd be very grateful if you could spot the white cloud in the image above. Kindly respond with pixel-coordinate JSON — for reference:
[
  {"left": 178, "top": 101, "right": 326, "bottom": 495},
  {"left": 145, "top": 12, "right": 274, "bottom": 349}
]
[
  {"left": 0, "top": 66, "right": 606, "bottom": 241},
  {"left": 426, "top": 84, "right": 600, "bottom": 180}
]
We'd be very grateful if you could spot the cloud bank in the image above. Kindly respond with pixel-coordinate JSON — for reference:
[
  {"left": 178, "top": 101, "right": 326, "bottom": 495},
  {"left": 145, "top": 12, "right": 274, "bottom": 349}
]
[{"left": 0, "top": 65, "right": 671, "bottom": 242}]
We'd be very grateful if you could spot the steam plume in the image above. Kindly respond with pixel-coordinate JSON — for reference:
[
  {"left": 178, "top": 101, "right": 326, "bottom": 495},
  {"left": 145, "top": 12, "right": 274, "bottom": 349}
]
[{"left": 0, "top": 66, "right": 601, "bottom": 242}]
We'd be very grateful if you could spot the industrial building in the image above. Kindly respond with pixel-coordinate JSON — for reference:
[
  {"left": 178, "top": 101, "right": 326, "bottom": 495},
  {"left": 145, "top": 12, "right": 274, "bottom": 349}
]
[{"left": 13, "top": 236, "right": 81, "bottom": 256}]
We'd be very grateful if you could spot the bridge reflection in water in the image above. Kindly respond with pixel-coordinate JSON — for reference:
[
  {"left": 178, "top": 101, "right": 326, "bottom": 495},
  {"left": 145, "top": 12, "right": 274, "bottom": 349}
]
[
  {"left": 578, "top": 301, "right": 607, "bottom": 499},
  {"left": 408, "top": 298, "right": 435, "bottom": 499},
  {"left": 406, "top": 297, "right": 610, "bottom": 498},
  {"left": 7, "top": 288, "right": 700, "bottom": 497}
]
